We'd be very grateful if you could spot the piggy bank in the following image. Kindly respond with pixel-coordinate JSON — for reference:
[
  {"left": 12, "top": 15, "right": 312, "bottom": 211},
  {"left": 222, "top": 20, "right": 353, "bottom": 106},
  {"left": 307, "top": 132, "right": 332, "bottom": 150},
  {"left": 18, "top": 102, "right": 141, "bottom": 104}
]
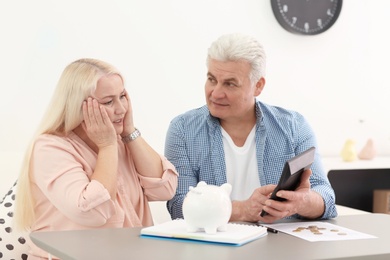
[{"left": 182, "top": 181, "right": 232, "bottom": 234}]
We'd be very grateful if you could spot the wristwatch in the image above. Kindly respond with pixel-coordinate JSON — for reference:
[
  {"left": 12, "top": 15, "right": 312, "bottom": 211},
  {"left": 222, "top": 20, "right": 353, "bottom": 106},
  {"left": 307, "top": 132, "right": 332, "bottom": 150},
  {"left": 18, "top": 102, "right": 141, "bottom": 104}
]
[{"left": 122, "top": 128, "right": 141, "bottom": 143}]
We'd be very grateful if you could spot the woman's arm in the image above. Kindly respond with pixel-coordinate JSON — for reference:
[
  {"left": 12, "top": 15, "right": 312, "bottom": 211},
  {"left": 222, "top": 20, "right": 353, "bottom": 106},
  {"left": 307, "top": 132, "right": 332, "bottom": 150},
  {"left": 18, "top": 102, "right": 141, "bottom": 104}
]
[{"left": 120, "top": 92, "right": 163, "bottom": 178}]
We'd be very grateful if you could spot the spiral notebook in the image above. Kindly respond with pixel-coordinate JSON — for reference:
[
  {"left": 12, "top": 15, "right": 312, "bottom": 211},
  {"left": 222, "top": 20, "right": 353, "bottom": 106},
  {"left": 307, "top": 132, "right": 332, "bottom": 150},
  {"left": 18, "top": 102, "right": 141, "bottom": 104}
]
[{"left": 140, "top": 219, "right": 267, "bottom": 246}]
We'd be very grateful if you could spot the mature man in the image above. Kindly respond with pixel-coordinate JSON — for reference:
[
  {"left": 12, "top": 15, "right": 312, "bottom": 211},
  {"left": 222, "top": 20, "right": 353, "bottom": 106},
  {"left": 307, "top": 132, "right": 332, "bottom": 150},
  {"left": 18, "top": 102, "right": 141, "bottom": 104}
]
[{"left": 165, "top": 33, "right": 337, "bottom": 223}]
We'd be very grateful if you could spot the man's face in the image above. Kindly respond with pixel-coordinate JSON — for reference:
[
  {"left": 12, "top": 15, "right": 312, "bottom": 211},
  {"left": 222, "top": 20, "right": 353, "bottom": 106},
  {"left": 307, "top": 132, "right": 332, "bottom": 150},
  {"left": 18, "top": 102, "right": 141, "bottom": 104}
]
[{"left": 205, "top": 59, "right": 263, "bottom": 123}]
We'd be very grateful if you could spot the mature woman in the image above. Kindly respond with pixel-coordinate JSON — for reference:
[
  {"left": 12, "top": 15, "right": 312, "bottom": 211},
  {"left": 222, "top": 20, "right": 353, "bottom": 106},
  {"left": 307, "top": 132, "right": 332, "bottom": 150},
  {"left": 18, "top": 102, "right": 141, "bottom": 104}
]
[{"left": 15, "top": 58, "right": 178, "bottom": 259}]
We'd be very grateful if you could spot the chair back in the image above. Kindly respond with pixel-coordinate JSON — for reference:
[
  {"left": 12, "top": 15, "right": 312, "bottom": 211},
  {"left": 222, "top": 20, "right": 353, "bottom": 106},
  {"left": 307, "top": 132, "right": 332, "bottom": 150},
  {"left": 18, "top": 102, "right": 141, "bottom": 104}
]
[{"left": 0, "top": 181, "right": 29, "bottom": 259}]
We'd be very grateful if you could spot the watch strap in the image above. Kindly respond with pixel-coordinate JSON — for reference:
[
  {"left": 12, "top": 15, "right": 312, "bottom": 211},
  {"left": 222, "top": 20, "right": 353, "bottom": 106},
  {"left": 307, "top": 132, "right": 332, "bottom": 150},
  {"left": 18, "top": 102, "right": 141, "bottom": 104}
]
[{"left": 122, "top": 128, "right": 141, "bottom": 143}]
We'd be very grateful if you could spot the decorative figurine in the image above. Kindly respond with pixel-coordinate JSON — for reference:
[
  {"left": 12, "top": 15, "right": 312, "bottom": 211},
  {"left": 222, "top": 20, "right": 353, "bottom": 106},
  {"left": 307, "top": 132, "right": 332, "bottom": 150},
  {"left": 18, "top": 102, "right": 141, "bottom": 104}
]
[
  {"left": 341, "top": 139, "right": 358, "bottom": 162},
  {"left": 358, "top": 138, "right": 376, "bottom": 160},
  {"left": 182, "top": 181, "right": 232, "bottom": 234}
]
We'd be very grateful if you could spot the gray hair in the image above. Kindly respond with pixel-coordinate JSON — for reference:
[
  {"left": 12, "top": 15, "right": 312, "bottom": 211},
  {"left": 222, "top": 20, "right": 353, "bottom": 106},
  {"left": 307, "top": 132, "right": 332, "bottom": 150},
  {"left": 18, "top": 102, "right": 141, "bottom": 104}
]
[{"left": 206, "top": 33, "right": 266, "bottom": 84}]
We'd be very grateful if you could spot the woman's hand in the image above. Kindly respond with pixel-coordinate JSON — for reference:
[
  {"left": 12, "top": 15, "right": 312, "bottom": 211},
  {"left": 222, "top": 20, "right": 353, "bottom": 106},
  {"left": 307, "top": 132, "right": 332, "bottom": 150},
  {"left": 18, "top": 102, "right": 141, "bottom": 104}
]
[
  {"left": 82, "top": 97, "right": 117, "bottom": 149},
  {"left": 121, "top": 90, "right": 135, "bottom": 137}
]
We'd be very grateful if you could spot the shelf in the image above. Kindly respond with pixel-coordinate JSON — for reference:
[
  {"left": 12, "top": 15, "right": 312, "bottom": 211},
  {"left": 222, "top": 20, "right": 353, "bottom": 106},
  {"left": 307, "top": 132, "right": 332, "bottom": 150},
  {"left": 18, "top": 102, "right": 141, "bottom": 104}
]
[{"left": 322, "top": 156, "right": 390, "bottom": 173}]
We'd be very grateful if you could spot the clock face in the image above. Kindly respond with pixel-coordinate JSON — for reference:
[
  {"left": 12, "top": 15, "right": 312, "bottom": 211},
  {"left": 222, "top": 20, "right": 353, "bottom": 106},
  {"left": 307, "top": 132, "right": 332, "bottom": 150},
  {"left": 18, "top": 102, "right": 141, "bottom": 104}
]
[{"left": 271, "top": 0, "right": 343, "bottom": 35}]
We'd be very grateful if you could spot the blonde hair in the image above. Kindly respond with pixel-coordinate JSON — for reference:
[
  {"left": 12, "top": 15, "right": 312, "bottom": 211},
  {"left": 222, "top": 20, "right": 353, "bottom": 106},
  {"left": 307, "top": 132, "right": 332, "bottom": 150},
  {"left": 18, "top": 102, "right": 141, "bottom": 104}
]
[{"left": 14, "top": 58, "right": 123, "bottom": 231}]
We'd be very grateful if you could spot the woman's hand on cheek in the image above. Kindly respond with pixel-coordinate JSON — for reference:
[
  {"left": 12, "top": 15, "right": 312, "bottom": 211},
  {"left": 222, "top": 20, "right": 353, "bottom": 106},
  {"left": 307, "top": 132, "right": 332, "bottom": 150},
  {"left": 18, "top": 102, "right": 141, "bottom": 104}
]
[
  {"left": 121, "top": 91, "right": 135, "bottom": 136},
  {"left": 82, "top": 98, "right": 117, "bottom": 148}
]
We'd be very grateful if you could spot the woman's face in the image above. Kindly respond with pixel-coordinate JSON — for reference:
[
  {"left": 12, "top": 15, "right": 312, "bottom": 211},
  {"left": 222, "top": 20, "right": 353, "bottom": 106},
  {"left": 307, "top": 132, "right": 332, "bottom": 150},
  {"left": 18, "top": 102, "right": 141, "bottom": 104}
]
[{"left": 92, "top": 74, "right": 128, "bottom": 135}]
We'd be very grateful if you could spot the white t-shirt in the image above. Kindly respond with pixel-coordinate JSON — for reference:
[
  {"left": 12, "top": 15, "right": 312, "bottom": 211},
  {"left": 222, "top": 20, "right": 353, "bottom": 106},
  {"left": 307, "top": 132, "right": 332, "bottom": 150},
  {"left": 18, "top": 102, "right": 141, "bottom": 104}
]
[{"left": 221, "top": 126, "right": 260, "bottom": 201}]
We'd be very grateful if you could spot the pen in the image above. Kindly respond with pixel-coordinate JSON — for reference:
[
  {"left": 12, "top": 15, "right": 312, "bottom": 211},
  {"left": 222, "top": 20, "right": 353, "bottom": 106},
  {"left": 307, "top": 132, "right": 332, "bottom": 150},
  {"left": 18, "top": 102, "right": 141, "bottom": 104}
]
[
  {"left": 256, "top": 223, "right": 279, "bottom": 234},
  {"left": 266, "top": 227, "right": 278, "bottom": 234}
]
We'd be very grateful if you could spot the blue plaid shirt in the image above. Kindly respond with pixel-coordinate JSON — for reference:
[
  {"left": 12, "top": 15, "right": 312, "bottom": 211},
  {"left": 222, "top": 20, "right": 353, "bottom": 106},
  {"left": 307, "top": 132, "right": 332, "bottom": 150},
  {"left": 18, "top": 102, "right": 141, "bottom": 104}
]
[{"left": 165, "top": 100, "right": 337, "bottom": 220}]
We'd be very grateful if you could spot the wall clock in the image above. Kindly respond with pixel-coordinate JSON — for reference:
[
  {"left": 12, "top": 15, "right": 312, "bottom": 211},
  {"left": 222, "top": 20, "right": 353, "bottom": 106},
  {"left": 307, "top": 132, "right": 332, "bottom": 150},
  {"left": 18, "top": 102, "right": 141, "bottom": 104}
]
[{"left": 271, "top": 0, "right": 342, "bottom": 35}]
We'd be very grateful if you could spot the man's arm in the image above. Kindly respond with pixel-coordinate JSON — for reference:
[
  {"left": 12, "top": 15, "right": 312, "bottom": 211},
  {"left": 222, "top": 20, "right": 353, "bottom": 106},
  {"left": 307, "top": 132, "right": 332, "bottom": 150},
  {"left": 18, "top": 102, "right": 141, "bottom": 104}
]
[{"left": 165, "top": 119, "right": 198, "bottom": 219}]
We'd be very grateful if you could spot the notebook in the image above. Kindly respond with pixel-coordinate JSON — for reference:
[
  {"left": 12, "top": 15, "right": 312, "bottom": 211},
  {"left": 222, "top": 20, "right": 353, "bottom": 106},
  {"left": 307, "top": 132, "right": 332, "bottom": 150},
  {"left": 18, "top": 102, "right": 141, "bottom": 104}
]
[{"left": 140, "top": 219, "right": 267, "bottom": 246}]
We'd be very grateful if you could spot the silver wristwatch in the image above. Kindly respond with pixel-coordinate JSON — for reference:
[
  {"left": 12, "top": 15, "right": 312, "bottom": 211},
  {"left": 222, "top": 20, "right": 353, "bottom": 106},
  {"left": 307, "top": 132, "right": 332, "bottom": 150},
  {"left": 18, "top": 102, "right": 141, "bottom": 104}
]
[{"left": 122, "top": 128, "right": 141, "bottom": 143}]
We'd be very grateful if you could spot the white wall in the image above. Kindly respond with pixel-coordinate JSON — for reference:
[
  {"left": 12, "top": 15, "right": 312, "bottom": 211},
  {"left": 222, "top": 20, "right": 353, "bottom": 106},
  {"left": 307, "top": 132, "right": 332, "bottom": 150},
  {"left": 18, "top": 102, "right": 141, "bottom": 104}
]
[{"left": 1, "top": 0, "right": 389, "bottom": 195}]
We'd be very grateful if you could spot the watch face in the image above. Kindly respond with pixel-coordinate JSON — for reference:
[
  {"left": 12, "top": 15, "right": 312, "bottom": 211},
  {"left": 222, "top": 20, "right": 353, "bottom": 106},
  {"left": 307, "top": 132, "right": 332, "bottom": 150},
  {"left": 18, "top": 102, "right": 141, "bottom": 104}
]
[{"left": 271, "top": 0, "right": 342, "bottom": 35}]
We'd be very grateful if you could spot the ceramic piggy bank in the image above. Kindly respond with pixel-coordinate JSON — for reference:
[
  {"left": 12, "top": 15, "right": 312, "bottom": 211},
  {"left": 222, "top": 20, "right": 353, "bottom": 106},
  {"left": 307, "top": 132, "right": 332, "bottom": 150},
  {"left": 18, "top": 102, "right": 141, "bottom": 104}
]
[{"left": 182, "top": 181, "right": 232, "bottom": 234}]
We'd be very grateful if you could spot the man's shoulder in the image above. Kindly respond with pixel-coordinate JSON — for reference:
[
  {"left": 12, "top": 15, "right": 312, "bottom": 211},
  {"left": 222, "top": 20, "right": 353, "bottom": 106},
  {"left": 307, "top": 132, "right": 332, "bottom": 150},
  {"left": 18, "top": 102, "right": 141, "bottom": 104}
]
[
  {"left": 257, "top": 100, "right": 304, "bottom": 120},
  {"left": 171, "top": 105, "right": 210, "bottom": 124},
  {"left": 180, "top": 105, "right": 208, "bottom": 115}
]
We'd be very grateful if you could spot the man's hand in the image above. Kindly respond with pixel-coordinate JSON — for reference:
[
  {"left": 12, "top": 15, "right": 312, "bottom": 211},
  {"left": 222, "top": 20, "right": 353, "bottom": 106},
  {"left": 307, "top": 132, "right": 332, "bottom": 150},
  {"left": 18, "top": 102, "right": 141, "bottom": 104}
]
[
  {"left": 231, "top": 169, "right": 325, "bottom": 223},
  {"left": 230, "top": 184, "right": 276, "bottom": 223},
  {"left": 261, "top": 169, "right": 325, "bottom": 222}
]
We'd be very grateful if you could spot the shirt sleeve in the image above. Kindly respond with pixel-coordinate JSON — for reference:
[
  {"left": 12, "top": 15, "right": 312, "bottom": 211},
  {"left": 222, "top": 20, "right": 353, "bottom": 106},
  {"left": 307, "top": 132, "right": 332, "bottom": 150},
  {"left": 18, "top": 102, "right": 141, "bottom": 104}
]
[
  {"left": 32, "top": 135, "right": 116, "bottom": 227},
  {"left": 293, "top": 113, "right": 338, "bottom": 220},
  {"left": 164, "top": 117, "right": 198, "bottom": 220},
  {"left": 138, "top": 154, "right": 178, "bottom": 201}
]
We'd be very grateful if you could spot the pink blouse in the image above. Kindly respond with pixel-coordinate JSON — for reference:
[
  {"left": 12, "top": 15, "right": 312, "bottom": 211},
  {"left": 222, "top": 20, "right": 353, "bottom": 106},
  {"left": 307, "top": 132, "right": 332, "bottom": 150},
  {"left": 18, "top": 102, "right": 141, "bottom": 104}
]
[{"left": 27, "top": 131, "right": 178, "bottom": 259}]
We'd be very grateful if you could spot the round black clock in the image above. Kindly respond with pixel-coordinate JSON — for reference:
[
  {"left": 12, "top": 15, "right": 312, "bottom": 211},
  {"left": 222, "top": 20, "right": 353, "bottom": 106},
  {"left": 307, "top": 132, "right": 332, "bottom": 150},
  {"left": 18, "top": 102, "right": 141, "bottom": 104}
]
[{"left": 271, "top": 0, "right": 342, "bottom": 35}]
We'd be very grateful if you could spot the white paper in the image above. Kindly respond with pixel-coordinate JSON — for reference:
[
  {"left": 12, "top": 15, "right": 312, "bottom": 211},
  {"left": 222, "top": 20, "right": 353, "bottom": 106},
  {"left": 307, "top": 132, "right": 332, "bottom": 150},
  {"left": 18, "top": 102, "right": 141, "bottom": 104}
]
[{"left": 263, "top": 221, "right": 377, "bottom": 242}]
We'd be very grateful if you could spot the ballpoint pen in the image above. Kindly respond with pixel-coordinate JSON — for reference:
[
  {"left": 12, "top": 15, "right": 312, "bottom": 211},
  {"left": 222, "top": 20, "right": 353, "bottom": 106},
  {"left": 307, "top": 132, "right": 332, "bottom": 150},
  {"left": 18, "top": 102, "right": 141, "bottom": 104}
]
[
  {"left": 266, "top": 227, "right": 279, "bottom": 233},
  {"left": 256, "top": 223, "right": 278, "bottom": 234}
]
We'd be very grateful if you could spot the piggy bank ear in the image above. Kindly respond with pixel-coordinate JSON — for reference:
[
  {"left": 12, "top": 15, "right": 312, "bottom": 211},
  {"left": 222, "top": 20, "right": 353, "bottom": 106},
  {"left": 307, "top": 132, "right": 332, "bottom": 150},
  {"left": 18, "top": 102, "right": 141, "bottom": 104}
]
[
  {"left": 197, "top": 181, "right": 207, "bottom": 187},
  {"left": 221, "top": 183, "right": 232, "bottom": 195}
]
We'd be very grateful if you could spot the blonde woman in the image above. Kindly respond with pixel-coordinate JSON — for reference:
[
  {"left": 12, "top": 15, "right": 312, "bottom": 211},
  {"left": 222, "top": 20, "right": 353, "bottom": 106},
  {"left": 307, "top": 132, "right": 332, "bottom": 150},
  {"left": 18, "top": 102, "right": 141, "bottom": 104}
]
[{"left": 15, "top": 58, "right": 178, "bottom": 259}]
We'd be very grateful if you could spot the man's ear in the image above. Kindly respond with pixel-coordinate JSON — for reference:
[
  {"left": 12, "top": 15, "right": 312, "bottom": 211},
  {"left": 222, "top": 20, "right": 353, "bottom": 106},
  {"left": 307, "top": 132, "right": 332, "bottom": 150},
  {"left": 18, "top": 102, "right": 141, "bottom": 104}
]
[{"left": 254, "top": 77, "right": 265, "bottom": 96}]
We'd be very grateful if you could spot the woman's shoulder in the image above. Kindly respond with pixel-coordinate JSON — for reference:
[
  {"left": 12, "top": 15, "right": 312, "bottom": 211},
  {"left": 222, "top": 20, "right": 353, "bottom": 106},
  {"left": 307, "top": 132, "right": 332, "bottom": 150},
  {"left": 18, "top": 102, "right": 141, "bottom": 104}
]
[{"left": 34, "top": 132, "right": 83, "bottom": 151}]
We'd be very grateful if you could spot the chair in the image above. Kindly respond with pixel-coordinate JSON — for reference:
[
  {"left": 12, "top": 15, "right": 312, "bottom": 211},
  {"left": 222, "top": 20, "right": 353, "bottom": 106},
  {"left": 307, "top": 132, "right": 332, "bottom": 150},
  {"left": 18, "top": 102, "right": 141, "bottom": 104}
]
[
  {"left": 0, "top": 181, "right": 29, "bottom": 260},
  {"left": 328, "top": 168, "right": 390, "bottom": 212}
]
